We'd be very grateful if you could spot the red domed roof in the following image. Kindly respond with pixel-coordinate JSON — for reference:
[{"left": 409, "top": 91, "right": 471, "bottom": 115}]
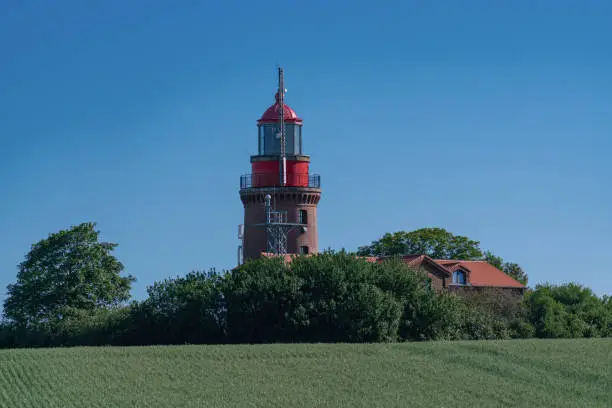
[{"left": 258, "top": 92, "right": 302, "bottom": 124}]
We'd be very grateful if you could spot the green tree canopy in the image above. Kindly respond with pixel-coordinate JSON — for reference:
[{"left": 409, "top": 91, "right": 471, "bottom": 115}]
[
  {"left": 140, "top": 269, "right": 226, "bottom": 344},
  {"left": 3, "top": 222, "right": 134, "bottom": 326},
  {"left": 357, "top": 227, "right": 484, "bottom": 260},
  {"left": 524, "top": 283, "right": 612, "bottom": 338},
  {"left": 223, "top": 251, "right": 462, "bottom": 343},
  {"left": 482, "top": 250, "right": 504, "bottom": 270}
]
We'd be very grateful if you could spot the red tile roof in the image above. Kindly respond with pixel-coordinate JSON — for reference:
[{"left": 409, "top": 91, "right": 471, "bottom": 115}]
[
  {"left": 378, "top": 254, "right": 451, "bottom": 279},
  {"left": 436, "top": 260, "right": 525, "bottom": 288}
]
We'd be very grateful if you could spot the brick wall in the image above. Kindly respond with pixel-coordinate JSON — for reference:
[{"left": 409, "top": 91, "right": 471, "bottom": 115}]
[{"left": 241, "top": 188, "right": 321, "bottom": 261}]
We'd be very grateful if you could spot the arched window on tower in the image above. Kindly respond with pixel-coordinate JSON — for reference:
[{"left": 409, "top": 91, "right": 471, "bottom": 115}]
[{"left": 452, "top": 271, "right": 467, "bottom": 285}]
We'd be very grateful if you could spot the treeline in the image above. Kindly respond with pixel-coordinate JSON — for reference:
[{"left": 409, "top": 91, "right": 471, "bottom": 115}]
[{"left": 1, "top": 252, "right": 611, "bottom": 348}]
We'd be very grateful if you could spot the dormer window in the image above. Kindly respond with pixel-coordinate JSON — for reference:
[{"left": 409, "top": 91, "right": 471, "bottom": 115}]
[{"left": 452, "top": 270, "right": 467, "bottom": 285}]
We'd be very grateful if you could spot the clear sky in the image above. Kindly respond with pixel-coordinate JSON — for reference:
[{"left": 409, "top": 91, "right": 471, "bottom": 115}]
[{"left": 1, "top": 0, "right": 611, "bottom": 301}]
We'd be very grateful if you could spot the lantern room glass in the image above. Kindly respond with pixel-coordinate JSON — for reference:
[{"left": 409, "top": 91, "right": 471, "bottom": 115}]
[{"left": 258, "top": 124, "right": 302, "bottom": 156}]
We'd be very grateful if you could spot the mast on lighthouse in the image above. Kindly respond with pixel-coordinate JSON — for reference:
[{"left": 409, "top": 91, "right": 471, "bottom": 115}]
[{"left": 277, "top": 67, "right": 287, "bottom": 187}]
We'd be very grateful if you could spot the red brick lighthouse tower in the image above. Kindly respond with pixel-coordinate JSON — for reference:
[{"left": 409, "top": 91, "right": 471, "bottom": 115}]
[{"left": 238, "top": 68, "right": 321, "bottom": 264}]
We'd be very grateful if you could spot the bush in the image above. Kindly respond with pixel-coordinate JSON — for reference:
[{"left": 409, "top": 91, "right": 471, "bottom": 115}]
[
  {"left": 223, "top": 256, "right": 305, "bottom": 343},
  {"left": 222, "top": 252, "right": 466, "bottom": 343},
  {"left": 398, "top": 288, "right": 464, "bottom": 341},
  {"left": 508, "top": 318, "right": 535, "bottom": 339},
  {"left": 3, "top": 256, "right": 610, "bottom": 348},
  {"left": 456, "top": 288, "right": 524, "bottom": 321},
  {"left": 133, "top": 270, "right": 226, "bottom": 345},
  {"left": 291, "top": 254, "right": 405, "bottom": 342},
  {"left": 454, "top": 288, "right": 527, "bottom": 340},
  {"left": 459, "top": 308, "right": 510, "bottom": 340},
  {"left": 51, "top": 307, "right": 132, "bottom": 346},
  {"left": 0, "top": 322, "right": 15, "bottom": 348},
  {"left": 0, "top": 307, "right": 133, "bottom": 348},
  {"left": 224, "top": 252, "right": 407, "bottom": 343},
  {"left": 524, "top": 284, "right": 612, "bottom": 339}
]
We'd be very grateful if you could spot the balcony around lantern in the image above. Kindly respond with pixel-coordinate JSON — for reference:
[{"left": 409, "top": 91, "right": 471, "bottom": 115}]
[{"left": 240, "top": 173, "right": 321, "bottom": 189}]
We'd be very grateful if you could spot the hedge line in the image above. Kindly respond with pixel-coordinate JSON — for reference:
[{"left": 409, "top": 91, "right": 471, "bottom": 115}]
[{"left": 1, "top": 253, "right": 610, "bottom": 348}]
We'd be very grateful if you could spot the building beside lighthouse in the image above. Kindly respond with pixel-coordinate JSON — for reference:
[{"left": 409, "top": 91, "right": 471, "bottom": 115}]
[{"left": 238, "top": 68, "right": 321, "bottom": 264}]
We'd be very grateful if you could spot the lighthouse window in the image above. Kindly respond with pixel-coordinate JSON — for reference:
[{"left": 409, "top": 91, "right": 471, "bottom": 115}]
[
  {"left": 299, "top": 209, "right": 308, "bottom": 224},
  {"left": 285, "top": 125, "right": 295, "bottom": 155},
  {"left": 293, "top": 125, "right": 302, "bottom": 155},
  {"left": 258, "top": 126, "right": 264, "bottom": 154},
  {"left": 263, "top": 125, "right": 281, "bottom": 155},
  {"left": 300, "top": 246, "right": 309, "bottom": 255},
  {"left": 260, "top": 124, "right": 303, "bottom": 155}
]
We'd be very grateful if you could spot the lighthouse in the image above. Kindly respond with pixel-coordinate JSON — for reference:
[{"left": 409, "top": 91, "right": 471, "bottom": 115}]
[{"left": 238, "top": 68, "right": 321, "bottom": 264}]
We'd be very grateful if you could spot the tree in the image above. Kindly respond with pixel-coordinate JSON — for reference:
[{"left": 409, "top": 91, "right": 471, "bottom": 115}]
[
  {"left": 224, "top": 252, "right": 405, "bottom": 343},
  {"left": 524, "top": 283, "right": 612, "bottom": 338},
  {"left": 138, "top": 270, "right": 226, "bottom": 344},
  {"left": 483, "top": 251, "right": 528, "bottom": 285},
  {"left": 3, "top": 222, "right": 134, "bottom": 326},
  {"left": 482, "top": 250, "right": 504, "bottom": 270},
  {"left": 288, "top": 251, "right": 403, "bottom": 343},
  {"left": 502, "top": 263, "right": 528, "bottom": 286},
  {"left": 357, "top": 227, "right": 483, "bottom": 260},
  {"left": 223, "top": 251, "right": 463, "bottom": 343}
]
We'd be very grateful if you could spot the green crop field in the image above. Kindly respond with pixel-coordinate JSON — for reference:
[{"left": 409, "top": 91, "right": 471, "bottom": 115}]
[{"left": 0, "top": 339, "right": 610, "bottom": 408}]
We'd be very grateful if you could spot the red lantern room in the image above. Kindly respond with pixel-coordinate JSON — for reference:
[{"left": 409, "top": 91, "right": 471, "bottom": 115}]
[{"left": 243, "top": 92, "right": 316, "bottom": 188}]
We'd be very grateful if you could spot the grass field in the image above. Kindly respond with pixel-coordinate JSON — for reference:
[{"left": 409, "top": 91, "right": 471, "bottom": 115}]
[{"left": 0, "top": 339, "right": 610, "bottom": 408}]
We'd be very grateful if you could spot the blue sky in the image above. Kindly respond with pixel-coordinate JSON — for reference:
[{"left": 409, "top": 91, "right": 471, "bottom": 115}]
[{"left": 1, "top": 0, "right": 610, "bottom": 301}]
